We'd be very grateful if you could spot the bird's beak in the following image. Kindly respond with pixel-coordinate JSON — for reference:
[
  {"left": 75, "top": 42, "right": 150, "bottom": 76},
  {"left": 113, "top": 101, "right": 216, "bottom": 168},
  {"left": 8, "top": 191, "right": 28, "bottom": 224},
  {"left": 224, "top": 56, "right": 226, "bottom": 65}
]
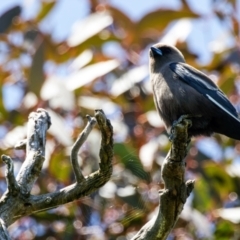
[{"left": 150, "top": 47, "right": 163, "bottom": 57}]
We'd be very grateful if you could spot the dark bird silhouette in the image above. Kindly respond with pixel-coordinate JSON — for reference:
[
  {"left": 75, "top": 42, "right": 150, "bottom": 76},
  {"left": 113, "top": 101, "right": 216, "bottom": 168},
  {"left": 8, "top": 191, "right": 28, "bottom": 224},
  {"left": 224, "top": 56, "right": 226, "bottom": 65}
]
[{"left": 149, "top": 43, "right": 240, "bottom": 140}]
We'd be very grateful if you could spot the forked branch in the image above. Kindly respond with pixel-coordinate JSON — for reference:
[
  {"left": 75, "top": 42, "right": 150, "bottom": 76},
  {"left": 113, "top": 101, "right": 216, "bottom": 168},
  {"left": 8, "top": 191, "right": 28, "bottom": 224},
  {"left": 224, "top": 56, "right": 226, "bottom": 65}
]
[
  {"left": 0, "top": 108, "right": 193, "bottom": 240},
  {"left": 0, "top": 109, "right": 113, "bottom": 239}
]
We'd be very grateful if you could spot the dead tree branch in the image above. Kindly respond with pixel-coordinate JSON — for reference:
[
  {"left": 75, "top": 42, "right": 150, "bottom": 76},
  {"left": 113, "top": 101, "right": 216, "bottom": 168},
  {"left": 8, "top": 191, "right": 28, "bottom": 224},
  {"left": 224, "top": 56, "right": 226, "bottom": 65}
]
[
  {"left": 0, "top": 108, "right": 193, "bottom": 240},
  {"left": 0, "top": 109, "right": 113, "bottom": 239},
  {"left": 132, "top": 117, "right": 194, "bottom": 240}
]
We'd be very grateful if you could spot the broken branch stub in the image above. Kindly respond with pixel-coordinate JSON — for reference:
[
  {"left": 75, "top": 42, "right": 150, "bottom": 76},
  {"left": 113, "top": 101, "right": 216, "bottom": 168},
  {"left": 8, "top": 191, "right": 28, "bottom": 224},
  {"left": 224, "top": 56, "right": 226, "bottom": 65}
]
[{"left": 16, "top": 109, "right": 51, "bottom": 195}]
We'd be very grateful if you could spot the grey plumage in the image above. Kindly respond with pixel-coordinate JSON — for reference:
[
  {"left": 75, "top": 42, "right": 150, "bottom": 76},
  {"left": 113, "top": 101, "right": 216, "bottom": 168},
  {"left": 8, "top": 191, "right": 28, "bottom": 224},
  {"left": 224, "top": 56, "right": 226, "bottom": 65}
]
[{"left": 149, "top": 43, "right": 240, "bottom": 140}]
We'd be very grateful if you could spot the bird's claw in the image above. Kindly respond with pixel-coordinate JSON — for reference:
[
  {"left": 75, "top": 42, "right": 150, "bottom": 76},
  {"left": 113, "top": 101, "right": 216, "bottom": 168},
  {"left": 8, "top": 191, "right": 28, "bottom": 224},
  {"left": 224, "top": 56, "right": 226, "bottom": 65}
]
[
  {"left": 169, "top": 114, "right": 201, "bottom": 141},
  {"left": 174, "top": 115, "right": 191, "bottom": 127}
]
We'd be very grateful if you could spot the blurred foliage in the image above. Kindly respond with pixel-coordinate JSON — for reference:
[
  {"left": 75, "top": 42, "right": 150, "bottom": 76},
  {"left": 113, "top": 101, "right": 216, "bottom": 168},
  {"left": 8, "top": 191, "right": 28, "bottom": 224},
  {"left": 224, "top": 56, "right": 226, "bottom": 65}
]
[{"left": 1, "top": 0, "right": 240, "bottom": 239}]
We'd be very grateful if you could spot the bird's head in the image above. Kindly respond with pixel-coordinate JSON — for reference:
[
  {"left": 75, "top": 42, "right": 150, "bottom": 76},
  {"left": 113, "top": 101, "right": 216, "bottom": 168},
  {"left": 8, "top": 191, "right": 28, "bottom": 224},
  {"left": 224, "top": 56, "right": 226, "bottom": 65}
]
[{"left": 149, "top": 43, "right": 185, "bottom": 72}]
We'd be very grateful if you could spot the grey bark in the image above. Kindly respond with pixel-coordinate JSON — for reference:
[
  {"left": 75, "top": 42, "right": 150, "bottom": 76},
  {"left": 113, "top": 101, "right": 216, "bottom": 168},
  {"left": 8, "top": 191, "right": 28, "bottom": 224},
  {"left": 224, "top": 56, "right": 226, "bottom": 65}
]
[
  {"left": 0, "top": 109, "right": 193, "bottom": 239},
  {"left": 132, "top": 117, "right": 194, "bottom": 240},
  {"left": 0, "top": 108, "right": 113, "bottom": 239}
]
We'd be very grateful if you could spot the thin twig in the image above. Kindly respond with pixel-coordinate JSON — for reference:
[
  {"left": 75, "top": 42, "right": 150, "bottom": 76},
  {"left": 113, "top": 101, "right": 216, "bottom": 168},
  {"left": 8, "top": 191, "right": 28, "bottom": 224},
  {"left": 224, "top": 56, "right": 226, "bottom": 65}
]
[
  {"left": 1, "top": 155, "right": 19, "bottom": 196},
  {"left": 71, "top": 115, "right": 97, "bottom": 183}
]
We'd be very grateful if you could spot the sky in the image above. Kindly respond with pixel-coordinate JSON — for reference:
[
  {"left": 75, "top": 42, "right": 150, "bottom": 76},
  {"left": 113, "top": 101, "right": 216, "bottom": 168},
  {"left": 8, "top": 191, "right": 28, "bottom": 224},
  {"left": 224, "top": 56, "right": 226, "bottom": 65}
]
[{"left": 0, "top": 0, "right": 239, "bottom": 64}]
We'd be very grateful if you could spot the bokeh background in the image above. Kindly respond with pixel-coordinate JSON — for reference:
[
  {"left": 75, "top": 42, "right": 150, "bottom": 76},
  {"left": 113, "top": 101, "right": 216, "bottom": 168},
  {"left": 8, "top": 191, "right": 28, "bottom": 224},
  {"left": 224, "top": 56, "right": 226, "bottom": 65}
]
[{"left": 0, "top": 0, "right": 240, "bottom": 239}]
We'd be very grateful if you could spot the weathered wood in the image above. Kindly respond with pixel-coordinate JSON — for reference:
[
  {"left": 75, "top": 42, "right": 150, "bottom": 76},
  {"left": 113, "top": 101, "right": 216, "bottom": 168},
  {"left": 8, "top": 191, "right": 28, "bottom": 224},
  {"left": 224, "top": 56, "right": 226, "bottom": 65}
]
[
  {"left": 0, "top": 109, "right": 113, "bottom": 239},
  {"left": 0, "top": 108, "right": 192, "bottom": 240},
  {"left": 132, "top": 117, "right": 194, "bottom": 240}
]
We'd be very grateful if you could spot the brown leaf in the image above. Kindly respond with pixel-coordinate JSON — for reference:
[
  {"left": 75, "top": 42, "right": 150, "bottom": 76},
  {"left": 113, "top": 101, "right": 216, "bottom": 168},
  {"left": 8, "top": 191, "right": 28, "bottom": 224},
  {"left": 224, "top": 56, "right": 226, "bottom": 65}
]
[
  {"left": 137, "top": 8, "right": 199, "bottom": 41},
  {"left": 107, "top": 6, "right": 135, "bottom": 45},
  {"left": 231, "top": 16, "right": 239, "bottom": 37},
  {"left": 28, "top": 39, "right": 45, "bottom": 96}
]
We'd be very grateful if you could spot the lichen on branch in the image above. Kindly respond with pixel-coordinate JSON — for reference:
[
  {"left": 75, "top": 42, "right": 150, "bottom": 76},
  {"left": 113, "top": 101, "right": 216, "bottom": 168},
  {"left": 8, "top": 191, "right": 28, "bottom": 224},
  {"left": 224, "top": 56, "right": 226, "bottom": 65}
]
[{"left": 132, "top": 116, "right": 194, "bottom": 240}]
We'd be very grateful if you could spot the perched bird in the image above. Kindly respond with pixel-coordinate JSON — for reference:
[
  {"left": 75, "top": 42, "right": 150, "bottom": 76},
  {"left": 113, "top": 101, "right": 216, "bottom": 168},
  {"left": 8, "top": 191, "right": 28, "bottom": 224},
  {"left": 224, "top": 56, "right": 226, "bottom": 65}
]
[{"left": 149, "top": 43, "right": 240, "bottom": 140}]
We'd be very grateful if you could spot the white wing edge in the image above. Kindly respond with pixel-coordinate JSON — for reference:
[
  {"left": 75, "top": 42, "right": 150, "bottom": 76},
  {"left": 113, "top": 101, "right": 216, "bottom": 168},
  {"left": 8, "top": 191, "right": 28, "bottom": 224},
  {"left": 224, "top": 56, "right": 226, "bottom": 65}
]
[{"left": 206, "top": 94, "right": 240, "bottom": 123}]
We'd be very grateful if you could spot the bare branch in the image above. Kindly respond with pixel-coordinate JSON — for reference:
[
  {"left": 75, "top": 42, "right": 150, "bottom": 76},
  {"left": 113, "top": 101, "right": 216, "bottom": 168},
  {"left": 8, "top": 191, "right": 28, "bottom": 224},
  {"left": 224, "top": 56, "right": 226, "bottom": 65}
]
[
  {"left": 95, "top": 109, "right": 113, "bottom": 167},
  {"left": 71, "top": 115, "right": 96, "bottom": 183},
  {"left": 11, "top": 109, "right": 113, "bottom": 221},
  {"left": 132, "top": 117, "right": 194, "bottom": 240},
  {"left": 0, "top": 106, "right": 194, "bottom": 240},
  {"left": 0, "top": 219, "right": 10, "bottom": 240},
  {"left": 16, "top": 109, "right": 51, "bottom": 195},
  {"left": 1, "top": 155, "right": 19, "bottom": 196}
]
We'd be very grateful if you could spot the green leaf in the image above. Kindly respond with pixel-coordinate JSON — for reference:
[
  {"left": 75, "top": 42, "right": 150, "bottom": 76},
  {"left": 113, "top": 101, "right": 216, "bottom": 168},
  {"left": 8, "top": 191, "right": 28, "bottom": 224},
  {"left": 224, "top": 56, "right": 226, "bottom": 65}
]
[
  {"left": 28, "top": 39, "right": 45, "bottom": 96},
  {"left": 214, "top": 220, "right": 235, "bottom": 240},
  {"left": 203, "top": 162, "right": 234, "bottom": 198},
  {"left": 118, "top": 190, "right": 145, "bottom": 209},
  {"left": 0, "top": 72, "right": 9, "bottom": 118},
  {"left": 121, "top": 208, "right": 145, "bottom": 227},
  {"left": 114, "top": 143, "right": 149, "bottom": 180},
  {"left": 218, "top": 66, "right": 236, "bottom": 94},
  {"left": 49, "top": 151, "right": 71, "bottom": 183},
  {"left": 204, "top": 51, "right": 224, "bottom": 71},
  {"left": 36, "top": 0, "right": 56, "bottom": 22},
  {"left": 192, "top": 178, "right": 213, "bottom": 212}
]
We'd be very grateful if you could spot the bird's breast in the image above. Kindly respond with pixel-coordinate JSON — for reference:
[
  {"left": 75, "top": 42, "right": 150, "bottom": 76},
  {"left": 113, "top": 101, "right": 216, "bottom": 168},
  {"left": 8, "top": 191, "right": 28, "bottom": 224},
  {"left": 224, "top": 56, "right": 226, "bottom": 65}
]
[
  {"left": 151, "top": 71, "right": 204, "bottom": 129},
  {"left": 151, "top": 74, "right": 179, "bottom": 127}
]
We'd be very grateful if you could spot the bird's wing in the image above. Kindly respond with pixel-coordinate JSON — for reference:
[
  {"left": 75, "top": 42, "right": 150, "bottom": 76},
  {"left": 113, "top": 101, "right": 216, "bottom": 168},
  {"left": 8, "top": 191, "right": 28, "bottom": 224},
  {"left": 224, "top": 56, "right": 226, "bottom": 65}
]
[{"left": 169, "top": 62, "right": 240, "bottom": 122}]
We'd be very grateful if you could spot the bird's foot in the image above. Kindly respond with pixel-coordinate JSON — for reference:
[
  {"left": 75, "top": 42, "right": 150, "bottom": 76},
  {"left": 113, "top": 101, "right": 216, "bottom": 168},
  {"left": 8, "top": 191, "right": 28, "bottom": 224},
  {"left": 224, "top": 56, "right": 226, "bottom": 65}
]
[{"left": 169, "top": 114, "right": 201, "bottom": 141}]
